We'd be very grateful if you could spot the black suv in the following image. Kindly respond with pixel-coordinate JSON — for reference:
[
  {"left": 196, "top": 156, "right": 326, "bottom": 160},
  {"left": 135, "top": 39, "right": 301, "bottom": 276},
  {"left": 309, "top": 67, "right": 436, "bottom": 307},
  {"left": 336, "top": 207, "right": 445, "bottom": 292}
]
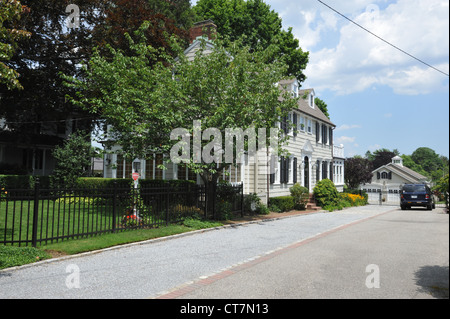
[{"left": 400, "top": 184, "right": 435, "bottom": 210}]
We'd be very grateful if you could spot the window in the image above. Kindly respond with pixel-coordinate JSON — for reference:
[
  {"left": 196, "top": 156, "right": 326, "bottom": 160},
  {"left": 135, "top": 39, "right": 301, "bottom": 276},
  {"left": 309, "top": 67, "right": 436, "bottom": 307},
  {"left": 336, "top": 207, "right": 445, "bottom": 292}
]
[
  {"left": 299, "top": 116, "right": 305, "bottom": 131},
  {"left": 307, "top": 119, "right": 312, "bottom": 134},
  {"left": 309, "top": 94, "right": 314, "bottom": 108}
]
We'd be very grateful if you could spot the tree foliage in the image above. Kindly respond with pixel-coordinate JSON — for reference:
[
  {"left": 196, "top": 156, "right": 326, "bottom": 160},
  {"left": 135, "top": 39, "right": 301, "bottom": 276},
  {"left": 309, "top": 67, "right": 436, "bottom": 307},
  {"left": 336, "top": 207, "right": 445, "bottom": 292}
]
[
  {"left": 51, "top": 132, "right": 93, "bottom": 188},
  {"left": 0, "top": 0, "right": 195, "bottom": 141},
  {"left": 344, "top": 157, "right": 373, "bottom": 189},
  {"left": 0, "top": 0, "right": 31, "bottom": 90},
  {"left": 193, "top": 0, "right": 309, "bottom": 83},
  {"left": 314, "top": 97, "right": 330, "bottom": 119},
  {"left": 64, "top": 24, "right": 298, "bottom": 186}
]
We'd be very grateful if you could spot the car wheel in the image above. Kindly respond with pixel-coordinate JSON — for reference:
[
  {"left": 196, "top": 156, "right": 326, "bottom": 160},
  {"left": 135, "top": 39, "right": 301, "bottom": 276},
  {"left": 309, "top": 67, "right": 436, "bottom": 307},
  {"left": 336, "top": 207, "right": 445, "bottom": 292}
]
[
  {"left": 427, "top": 204, "right": 432, "bottom": 210},
  {"left": 401, "top": 205, "right": 406, "bottom": 210}
]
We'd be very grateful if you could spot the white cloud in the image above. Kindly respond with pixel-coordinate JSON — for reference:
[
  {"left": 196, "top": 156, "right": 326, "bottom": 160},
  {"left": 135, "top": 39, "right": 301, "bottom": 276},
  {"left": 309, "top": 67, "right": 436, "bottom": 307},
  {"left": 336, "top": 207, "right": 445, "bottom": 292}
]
[
  {"left": 336, "top": 136, "right": 356, "bottom": 143},
  {"left": 335, "top": 124, "right": 362, "bottom": 131},
  {"left": 274, "top": 0, "right": 450, "bottom": 96}
]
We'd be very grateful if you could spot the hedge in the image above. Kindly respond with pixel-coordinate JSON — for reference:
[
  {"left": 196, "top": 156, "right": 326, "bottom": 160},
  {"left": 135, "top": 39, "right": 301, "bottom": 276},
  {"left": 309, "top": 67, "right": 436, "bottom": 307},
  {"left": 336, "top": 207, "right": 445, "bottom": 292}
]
[
  {"left": 0, "top": 175, "right": 51, "bottom": 190},
  {"left": 269, "top": 196, "right": 295, "bottom": 212}
]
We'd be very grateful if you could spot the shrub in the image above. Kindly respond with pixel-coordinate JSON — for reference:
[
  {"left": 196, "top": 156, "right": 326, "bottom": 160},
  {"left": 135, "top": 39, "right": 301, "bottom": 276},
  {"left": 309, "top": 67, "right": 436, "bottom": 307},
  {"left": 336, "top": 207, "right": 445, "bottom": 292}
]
[
  {"left": 243, "top": 193, "right": 270, "bottom": 215},
  {"left": 269, "top": 196, "right": 294, "bottom": 212},
  {"left": 313, "top": 179, "right": 339, "bottom": 208},
  {"left": 289, "top": 183, "right": 309, "bottom": 210}
]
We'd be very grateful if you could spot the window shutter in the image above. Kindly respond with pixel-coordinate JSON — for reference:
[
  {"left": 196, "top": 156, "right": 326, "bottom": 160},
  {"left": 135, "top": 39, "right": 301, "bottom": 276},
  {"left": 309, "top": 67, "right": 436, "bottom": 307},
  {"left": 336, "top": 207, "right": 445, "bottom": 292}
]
[
  {"left": 270, "top": 155, "right": 275, "bottom": 184},
  {"left": 293, "top": 158, "right": 297, "bottom": 183},
  {"left": 293, "top": 113, "right": 297, "bottom": 137},
  {"left": 280, "top": 157, "right": 285, "bottom": 183},
  {"left": 316, "top": 122, "right": 320, "bottom": 142},
  {"left": 388, "top": 172, "right": 392, "bottom": 180},
  {"left": 285, "top": 157, "right": 290, "bottom": 183},
  {"left": 377, "top": 172, "right": 381, "bottom": 179},
  {"left": 329, "top": 162, "right": 333, "bottom": 182},
  {"left": 329, "top": 127, "right": 333, "bottom": 146},
  {"left": 283, "top": 116, "right": 288, "bottom": 134},
  {"left": 316, "top": 160, "right": 320, "bottom": 181}
]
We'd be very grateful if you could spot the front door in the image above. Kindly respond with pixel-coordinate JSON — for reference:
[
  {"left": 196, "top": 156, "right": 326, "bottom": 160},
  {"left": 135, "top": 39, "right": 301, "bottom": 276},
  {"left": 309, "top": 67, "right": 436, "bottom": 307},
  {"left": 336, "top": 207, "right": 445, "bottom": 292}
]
[{"left": 304, "top": 156, "right": 309, "bottom": 191}]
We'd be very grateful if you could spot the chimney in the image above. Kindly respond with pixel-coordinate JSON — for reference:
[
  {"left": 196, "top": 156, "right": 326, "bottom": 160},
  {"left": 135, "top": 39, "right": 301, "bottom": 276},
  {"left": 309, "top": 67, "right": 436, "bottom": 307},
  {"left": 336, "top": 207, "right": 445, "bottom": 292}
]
[{"left": 189, "top": 20, "right": 217, "bottom": 43}]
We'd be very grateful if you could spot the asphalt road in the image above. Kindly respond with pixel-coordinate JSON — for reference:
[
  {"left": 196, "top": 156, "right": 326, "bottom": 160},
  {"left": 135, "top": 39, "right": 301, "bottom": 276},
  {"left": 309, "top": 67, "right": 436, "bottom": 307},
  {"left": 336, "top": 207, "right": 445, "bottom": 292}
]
[
  {"left": 0, "top": 205, "right": 448, "bottom": 299},
  {"left": 177, "top": 207, "right": 449, "bottom": 299}
]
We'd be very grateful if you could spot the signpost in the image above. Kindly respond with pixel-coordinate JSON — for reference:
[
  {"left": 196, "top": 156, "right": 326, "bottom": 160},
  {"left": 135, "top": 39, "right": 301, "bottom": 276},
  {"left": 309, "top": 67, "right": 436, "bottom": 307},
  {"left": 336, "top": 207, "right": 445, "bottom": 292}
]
[{"left": 132, "top": 172, "right": 139, "bottom": 217}]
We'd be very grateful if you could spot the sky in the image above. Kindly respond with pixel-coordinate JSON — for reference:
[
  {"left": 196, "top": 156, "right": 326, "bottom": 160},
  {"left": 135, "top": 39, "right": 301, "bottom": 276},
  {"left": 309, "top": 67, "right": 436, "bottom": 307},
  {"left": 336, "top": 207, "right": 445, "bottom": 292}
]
[
  {"left": 268, "top": 0, "right": 449, "bottom": 158},
  {"left": 192, "top": 0, "right": 449, "bottom": 158}
]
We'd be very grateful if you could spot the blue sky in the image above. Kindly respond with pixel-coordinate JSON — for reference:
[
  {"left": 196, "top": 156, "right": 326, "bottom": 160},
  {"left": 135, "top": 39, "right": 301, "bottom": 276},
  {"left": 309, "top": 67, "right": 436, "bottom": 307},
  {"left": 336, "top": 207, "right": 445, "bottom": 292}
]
[{"left": 264, "top": 0, "right": 449, "bottom": 158}]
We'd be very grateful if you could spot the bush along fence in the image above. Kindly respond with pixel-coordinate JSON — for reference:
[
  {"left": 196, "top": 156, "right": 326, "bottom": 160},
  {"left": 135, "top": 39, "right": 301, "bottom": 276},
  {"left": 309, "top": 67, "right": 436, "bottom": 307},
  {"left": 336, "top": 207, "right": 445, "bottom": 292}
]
[{"left": 0, "top": 179, "right": 243, "bottom": 247}]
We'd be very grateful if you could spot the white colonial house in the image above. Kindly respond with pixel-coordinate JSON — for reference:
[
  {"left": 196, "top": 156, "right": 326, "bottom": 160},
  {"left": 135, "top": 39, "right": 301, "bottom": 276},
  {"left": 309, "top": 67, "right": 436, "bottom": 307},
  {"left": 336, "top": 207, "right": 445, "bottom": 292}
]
[
  {"left": 102, "top": 20, "right": 345, "bottom": 204},
  {"left": 360, "top": 156, "right": 429, "bottom": 204}
]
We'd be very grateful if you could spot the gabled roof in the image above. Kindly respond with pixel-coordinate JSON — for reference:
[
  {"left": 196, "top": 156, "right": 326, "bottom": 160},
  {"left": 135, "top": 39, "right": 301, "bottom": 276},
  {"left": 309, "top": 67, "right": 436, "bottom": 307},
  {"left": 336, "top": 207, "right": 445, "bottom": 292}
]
[
  {"left": 373, "top": 163, "right": 428, "bottom": 183},
  {"left": 278, "top": 78, "right": 335, "bottom": 127}
]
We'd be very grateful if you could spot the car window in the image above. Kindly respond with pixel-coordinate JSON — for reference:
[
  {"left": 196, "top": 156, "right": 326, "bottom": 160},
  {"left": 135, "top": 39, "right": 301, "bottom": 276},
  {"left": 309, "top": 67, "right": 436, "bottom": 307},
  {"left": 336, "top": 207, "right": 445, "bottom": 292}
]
[{"left": 402, "top": 185, "right": 426, "bottom": 192}]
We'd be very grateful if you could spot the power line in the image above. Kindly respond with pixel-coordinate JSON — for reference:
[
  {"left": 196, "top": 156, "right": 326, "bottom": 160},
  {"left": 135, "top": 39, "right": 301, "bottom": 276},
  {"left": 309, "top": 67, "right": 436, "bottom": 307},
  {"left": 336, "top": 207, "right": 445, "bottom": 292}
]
[{"left": 317, "top": 0, "right": 449, "bottom": 77}]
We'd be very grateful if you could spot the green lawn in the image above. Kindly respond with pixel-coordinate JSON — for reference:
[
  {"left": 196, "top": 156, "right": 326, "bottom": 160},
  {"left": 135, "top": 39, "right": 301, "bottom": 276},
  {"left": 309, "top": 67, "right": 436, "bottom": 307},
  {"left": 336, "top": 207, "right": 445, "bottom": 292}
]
[{"left": 0, "top": 197, "right": 167, "bottom": 246}]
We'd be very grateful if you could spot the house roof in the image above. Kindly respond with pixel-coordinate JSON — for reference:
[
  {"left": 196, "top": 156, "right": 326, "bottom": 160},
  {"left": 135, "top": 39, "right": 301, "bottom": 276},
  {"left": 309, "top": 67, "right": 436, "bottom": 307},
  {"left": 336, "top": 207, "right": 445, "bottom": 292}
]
[
  {"left": 279, "top": 78, "right": 335, "bottom": 127},
  {"left": 374, "top": 163, "right": 429, "bottom": 183}
]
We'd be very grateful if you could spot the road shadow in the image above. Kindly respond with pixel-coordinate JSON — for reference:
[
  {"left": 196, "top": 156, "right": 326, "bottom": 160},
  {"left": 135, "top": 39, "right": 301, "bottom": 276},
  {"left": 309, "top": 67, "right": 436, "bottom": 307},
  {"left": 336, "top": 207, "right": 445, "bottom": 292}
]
[{"left": 415, "top": 265, "right": 449, "bottom": 299}]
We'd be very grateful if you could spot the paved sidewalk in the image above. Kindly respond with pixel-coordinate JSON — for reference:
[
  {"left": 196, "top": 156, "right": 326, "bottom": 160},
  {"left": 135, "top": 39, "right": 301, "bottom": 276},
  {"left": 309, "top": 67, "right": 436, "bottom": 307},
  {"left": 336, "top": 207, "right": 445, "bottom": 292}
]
[{"left": 0, "top": 205, "right": 397, "bottom": 299}]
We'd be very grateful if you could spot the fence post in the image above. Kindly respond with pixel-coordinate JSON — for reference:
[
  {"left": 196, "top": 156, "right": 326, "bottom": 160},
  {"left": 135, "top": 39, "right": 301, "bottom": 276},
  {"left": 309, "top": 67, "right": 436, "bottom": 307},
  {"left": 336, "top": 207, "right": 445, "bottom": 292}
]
[
  {"left": 112, "top": 182, "right": 117, "bottom": 232},
  {"left": 166, "top": 193, "right": 170, "bottom": 226},
  {"left": 240, "top": 183, "right": 244, "bottom": 217},
  {"left": 31, "top": 178, "right": 40, "bottom": 247}
]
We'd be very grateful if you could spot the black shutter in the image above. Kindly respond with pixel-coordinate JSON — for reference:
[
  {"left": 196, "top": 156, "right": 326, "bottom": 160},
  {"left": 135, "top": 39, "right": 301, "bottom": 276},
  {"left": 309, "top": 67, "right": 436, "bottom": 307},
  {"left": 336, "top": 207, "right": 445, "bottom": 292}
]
[
  {"left": 330, "top": 162, "right": 333, "bottom": 182},
  {"left": 282, "top": 116, "right": 288, "bottom": 134},
  {"left": 293, "top": 113, "right": 297, "bottom": 137},
  {"left": 377, "top": 172, "right": 381, "bottom": 179},
  {"left": 316, "top": 122, "right": 320, "bottom": 142},
  {"left": 280, "top": 157, "right": 285, "bottom": 183},
  {"left": 388, "top": 172, "right": 392, "bottom": 180},
  {"left": 316, "top": 160, "right": 320, "bottom": 181},
  {"left": 329, "top": 127, "right": 333, "bottom": 146},
  {"left": 270, "top": 155, "right": 275, "bottom": 184},
  {"left": 293, "top": 158, "right": 298, "bottom": 183},
  {"left": 285, "top": 157, "right": 290, "bottom": 183}
]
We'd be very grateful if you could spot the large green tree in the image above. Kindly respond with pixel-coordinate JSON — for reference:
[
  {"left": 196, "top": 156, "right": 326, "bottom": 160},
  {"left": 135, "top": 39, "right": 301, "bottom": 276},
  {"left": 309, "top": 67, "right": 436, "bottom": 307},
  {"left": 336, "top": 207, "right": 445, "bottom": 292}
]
[
  {"left": 344, "top": 157, "right": 373, "bottom": 189},
  {"left": 64, "top": 25, "right": 299, "bottom": 213},
  {"left": 193, "top": 0, "right": 309, "bottom": 83},
  {"left": 0, "top": 0, "right": 31, "bottom": 90},
  {"left": 0, "top": 0, "right": 195, "bottom": 141}
]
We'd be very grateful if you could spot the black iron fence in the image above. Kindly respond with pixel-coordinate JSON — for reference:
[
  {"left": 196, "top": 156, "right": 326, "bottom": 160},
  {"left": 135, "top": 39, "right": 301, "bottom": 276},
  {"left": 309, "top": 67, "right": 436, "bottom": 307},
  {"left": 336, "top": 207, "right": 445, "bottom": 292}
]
[{"left": 0, "top": 181, "right": 243, "bottom": 247}]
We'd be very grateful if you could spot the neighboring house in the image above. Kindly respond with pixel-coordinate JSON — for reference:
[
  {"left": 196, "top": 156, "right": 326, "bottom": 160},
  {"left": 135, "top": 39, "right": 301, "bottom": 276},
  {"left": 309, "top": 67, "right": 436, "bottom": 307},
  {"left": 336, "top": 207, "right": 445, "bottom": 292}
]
[
  {"left": 360, "top": 156, "right": 429, "bottom": 204},
  {"left": 0, "top": 116, "right": 87, "bottom": 176},
  {"left": 103, "top": 20, "right": 345, "bottom": 203}
]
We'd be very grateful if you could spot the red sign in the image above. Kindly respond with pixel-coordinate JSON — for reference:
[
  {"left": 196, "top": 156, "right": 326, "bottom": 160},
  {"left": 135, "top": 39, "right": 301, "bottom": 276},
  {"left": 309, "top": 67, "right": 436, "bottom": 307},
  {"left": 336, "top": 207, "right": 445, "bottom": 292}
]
[{"left": 132, "top": 172, "right": 139, "bottom": 181}]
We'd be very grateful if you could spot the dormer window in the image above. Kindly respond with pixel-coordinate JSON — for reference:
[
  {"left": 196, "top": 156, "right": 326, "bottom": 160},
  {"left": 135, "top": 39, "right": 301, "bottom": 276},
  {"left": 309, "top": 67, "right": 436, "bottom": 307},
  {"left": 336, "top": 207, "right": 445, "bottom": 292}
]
[{"left": 309, "top": 93, "right": 314, "bottom": 108}]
